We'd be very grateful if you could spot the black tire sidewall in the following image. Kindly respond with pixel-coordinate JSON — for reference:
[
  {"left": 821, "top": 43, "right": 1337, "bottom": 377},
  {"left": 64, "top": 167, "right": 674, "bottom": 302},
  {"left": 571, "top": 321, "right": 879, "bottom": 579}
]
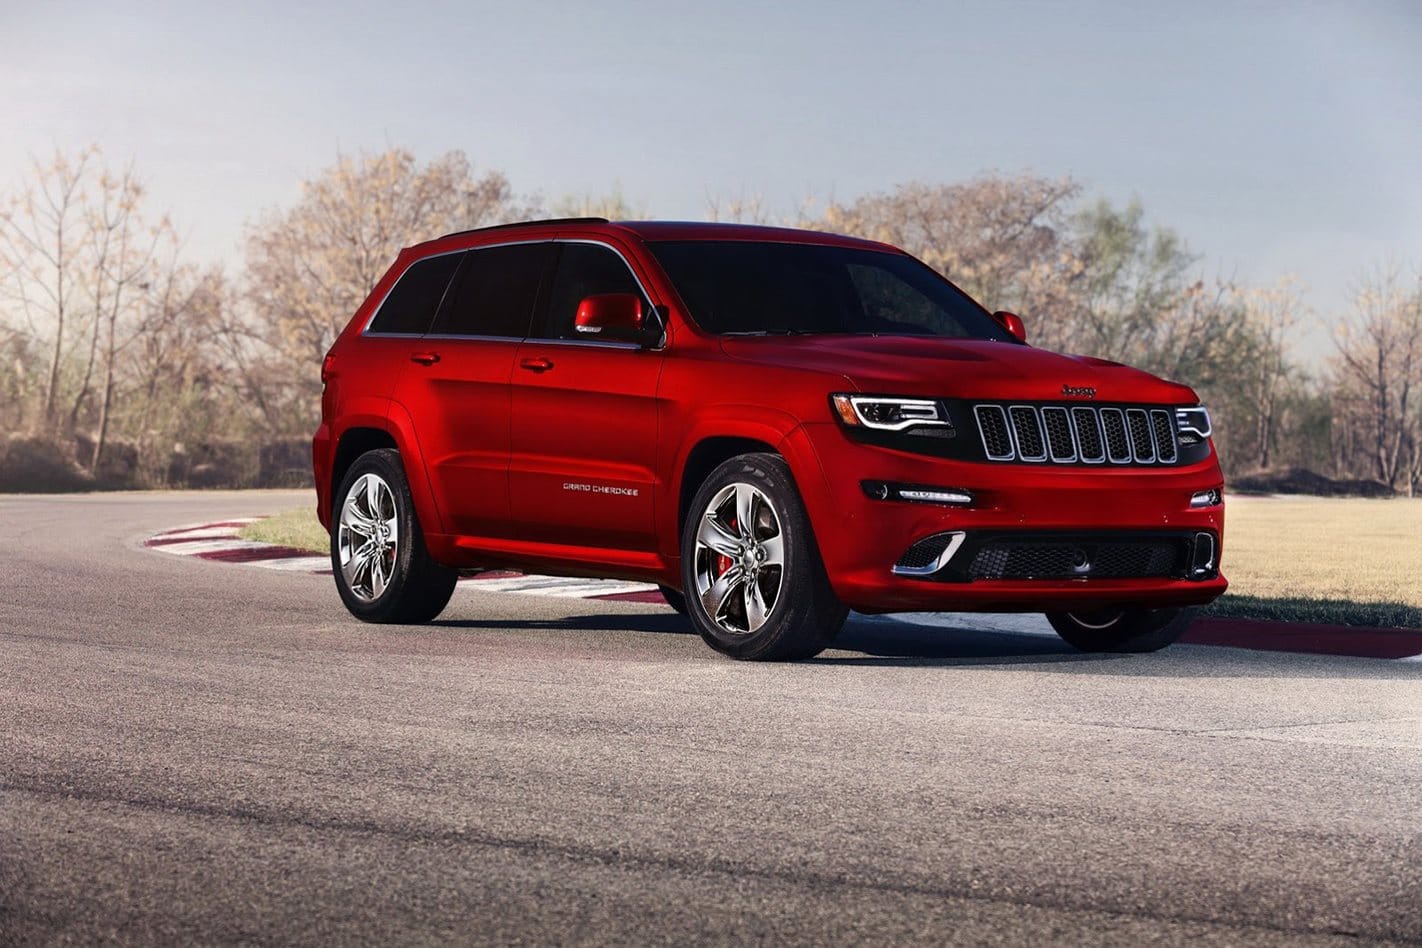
[
  {"left": 680, "top": 454, "right": 835, "bottom": 660},
  {"left": 1047, "top": 607, "right": 1194, "bottom": 653},
  {"left": 331, "top": 449, "right": 425, "bottom": 622}
]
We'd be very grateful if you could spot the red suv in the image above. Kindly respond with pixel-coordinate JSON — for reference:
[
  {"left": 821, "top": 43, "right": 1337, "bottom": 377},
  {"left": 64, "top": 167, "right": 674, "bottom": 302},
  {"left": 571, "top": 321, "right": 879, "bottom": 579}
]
[{"left": 313, "top": 218, "right": 1226, "bottom": 660}]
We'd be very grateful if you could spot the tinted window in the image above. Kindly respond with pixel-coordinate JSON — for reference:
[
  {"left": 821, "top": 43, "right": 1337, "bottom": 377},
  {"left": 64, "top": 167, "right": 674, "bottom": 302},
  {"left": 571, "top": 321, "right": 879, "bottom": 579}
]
[
  {"left": 431, "top": 242, "right": 553, "bottom": 338},
  {"left": 367, "top": 252, "right": 461, "bottom": 335},
  {"left": 648, "top": 241, "right": 1010, "bottom": 341},
  {"left": 539, "top": 243, "right": 650, "bottom": 339}
]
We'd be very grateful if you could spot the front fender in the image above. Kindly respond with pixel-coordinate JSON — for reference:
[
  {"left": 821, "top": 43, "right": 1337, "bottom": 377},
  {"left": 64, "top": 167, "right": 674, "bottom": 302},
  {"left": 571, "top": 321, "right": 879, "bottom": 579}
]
[{"left": 657, "top": 405, "right": 809, "bottom": 560}]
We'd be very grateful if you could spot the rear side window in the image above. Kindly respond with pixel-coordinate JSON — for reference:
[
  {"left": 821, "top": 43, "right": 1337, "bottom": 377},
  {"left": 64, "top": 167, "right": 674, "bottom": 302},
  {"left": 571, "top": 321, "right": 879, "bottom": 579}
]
[
  {"left": 366, "top": 252, "right": 462, "bottom": 335},
  {"left": 431, "top": 243, "right": 553, "bottom": 338},
  {"left": 538, "top": 243, "right": 649, "bottom": 339}
]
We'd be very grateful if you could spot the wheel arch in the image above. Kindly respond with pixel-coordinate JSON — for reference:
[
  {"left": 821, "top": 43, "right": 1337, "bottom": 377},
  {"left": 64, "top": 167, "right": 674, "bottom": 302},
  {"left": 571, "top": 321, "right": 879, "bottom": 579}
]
[{"left": 330, "top": 427, "right": 399, "bottom": 517}]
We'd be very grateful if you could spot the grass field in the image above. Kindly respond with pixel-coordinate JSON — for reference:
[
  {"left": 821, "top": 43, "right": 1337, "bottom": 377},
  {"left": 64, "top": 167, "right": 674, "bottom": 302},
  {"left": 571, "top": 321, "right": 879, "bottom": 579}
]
[{"left": 243, "top": 495, "right": 1422, "bottom": 628}]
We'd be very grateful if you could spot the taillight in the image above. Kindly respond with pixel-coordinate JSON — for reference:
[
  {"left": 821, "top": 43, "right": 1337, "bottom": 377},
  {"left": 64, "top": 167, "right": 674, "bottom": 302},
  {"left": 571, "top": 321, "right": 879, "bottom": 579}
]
[{"left": 321, "top": 352, "right": 336, "bottom": 386}]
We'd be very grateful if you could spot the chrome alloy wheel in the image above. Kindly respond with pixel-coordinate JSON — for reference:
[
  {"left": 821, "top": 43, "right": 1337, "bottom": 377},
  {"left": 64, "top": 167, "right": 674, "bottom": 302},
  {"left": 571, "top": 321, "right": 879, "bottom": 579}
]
[
  {"left": 338, "top": 473, "right": 399, "bottom": 602},
  {"left": 692, "top": 482, "right": 786, "bottom": 635}
]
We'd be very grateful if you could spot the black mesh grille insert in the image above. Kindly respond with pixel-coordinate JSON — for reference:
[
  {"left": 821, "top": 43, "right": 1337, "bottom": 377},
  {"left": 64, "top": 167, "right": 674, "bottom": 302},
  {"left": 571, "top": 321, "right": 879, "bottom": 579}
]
[
  {"left": 1126, "top": 409, "right": 1155, "bottom": 462},
  {"left": 1041, "top": 407, "right": 1075, "bottom": 460},
  {"left": 895, "top": 534, "right": 957, "bottom": 571},
  {"left": 968, "top": 537, "right": 1186, "bottom": 580},
  {"left": 1072, "top": 407, "right": 1104, "bottom": 461},
  {"left": 1009, "top": 406, "right": 1045, "bottom": 459},
  {"left": 1151, "top": 410, "right": 1177, "bottom": 462},
  {"left": 975, "top": 406, "right": 1013, "bottom": 459},
  {"left": 1101, "top": 410, "right": 1130, "bottom": 462}
]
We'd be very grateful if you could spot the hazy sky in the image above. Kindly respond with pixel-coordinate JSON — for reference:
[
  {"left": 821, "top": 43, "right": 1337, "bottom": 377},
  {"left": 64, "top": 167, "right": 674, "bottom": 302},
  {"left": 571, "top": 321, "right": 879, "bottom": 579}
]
[{"left": 3, "top": 0, "right": 1419, "bottom": 360}]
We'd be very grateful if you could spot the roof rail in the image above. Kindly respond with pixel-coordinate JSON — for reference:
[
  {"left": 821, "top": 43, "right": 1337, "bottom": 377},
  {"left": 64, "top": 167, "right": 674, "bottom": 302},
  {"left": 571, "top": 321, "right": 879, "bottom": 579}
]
[{"left": 437, "top": 217, "right": 610, "bottom": 240}]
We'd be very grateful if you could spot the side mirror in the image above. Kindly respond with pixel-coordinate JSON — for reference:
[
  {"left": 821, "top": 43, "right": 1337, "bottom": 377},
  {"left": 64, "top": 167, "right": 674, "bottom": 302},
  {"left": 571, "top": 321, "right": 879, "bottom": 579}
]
[
  {"left": 992, "top": 310, "right": 1027, "bottom": 344},
  {"left": 574, "top": 293, "right": 646, "bottom": 340}
]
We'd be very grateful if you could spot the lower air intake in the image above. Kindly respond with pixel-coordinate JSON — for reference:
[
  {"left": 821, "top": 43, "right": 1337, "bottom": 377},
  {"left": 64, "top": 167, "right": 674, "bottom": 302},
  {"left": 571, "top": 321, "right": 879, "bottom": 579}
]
[{"left": 968, "top": 537, "right": 1186, "bottom": 580}]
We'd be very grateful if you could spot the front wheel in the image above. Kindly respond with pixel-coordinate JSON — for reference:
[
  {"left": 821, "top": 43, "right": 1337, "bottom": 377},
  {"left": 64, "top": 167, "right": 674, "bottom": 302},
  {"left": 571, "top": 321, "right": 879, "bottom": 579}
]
[
  {"left": 681, "top": 453, "right": 847, "bottom": 661},
  {"left": 332, "top": 448, "right": 457, "bottom": 624},
  {"left": 1046, "top": 607, "right": 1195, "bottom": 653}
]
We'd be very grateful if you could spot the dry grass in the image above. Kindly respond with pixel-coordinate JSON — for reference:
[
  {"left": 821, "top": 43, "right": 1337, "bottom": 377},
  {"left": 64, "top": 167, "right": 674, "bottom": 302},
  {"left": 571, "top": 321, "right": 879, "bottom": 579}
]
[
  {"left": 239, "top": 507, "right": 329, "bottom": 552},
  {"left": 1219, "top": 495, "right": 1422, "bottom": 607},
  {"left": 241, "top": 495, "right": 1422, "bottom": 628}
]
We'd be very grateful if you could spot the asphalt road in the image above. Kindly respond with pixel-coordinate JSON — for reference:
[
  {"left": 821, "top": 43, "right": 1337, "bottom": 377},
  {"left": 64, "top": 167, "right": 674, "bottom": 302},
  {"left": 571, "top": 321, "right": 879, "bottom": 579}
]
[{"left": 2, "top": 491, "right": 1419, "bottom": 945}]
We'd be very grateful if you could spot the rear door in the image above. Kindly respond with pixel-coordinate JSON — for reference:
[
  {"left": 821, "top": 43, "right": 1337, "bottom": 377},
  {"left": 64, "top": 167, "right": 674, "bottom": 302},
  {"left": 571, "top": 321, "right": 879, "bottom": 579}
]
[
  {"left": 390, "top": 241, "right": 554, "bottom": 538},
  {"left": 507, "top": 240, "right": 665, "bottom": 551}
]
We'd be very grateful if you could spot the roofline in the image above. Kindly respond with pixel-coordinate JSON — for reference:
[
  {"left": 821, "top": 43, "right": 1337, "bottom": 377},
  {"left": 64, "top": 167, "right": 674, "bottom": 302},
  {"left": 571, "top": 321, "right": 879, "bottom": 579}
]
[{"left": 436, "top": 217, "right": 609, "bottom": 241}]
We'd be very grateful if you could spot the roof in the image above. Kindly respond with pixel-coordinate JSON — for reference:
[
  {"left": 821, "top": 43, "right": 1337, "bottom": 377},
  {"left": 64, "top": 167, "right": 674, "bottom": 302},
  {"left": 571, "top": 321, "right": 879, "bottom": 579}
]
[{"left": 409, "top": 219, "right": 896, "bottom": 256}]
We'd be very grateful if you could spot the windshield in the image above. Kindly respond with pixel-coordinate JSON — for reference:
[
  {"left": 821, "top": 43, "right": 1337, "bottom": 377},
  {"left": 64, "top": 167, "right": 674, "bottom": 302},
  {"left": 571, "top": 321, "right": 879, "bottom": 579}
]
[{"left": 649, "top": 240, "right": 1012, "bottom": 341}]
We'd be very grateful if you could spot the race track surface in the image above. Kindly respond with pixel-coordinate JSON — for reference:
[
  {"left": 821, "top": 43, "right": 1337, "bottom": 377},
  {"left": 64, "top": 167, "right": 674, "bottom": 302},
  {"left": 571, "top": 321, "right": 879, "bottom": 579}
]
[{"left": 2, "top": 491, "right": 1419, "bottom": 945}]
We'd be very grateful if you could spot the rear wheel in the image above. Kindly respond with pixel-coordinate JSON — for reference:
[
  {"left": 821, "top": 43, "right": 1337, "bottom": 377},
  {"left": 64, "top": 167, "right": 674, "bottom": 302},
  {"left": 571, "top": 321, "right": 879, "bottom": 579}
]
[
  {"left": 681, "top": 453, "right": 847, "bottom": 660},
  {"left": 1046, "top": 607, "right": 1194, "bottom": 653},
  {"left": 332, "top": 448, "right": 457, "bottom": 624}
]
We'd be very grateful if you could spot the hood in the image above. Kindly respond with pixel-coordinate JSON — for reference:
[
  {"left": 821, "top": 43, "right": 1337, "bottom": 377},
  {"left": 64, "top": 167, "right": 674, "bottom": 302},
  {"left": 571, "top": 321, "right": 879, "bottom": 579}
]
[{"left": 717, "top": 335, "right": 1198, "bottom": 405}]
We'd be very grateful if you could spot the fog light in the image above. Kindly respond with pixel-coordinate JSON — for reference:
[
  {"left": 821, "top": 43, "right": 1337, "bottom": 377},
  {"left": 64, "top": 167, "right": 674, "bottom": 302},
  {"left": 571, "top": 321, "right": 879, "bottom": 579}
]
[
  {"left": 1190, "top": 488, "right": 1222, "bottom": 508},
  {"left": 862, "top": 481, "right": 974, "bottom": 506}
]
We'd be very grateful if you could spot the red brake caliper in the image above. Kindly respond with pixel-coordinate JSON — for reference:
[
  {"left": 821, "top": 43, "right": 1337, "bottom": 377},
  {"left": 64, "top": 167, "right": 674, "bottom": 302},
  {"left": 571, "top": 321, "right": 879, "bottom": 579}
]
[{"left": 716, "top": 516, "right": 737, "bottom": 576}]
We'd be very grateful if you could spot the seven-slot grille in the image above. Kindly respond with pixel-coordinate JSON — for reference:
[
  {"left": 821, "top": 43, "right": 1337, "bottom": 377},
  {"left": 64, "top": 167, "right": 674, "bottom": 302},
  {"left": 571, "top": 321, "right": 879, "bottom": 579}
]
[{"left": 973, "top": 403, "right": 1179, "bottom": 465}]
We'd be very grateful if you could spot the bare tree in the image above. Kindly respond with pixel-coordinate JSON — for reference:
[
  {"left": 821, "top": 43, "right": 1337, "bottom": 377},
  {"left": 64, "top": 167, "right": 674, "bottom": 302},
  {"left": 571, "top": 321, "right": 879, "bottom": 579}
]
[
  {"left": 1233, "top": 279, "right": 1303, "bottom": 469},
  {"left": 816, "top": 175, "right": 1083, "bottom": 341},
  {"left": 1331, "top": 268, "right": 1422, "bottom": 491},
  {"left": 0, "top": 147, "right": 99, "bottom": 430},
  {"left": 238, "top": 149, "right": 537, "bottom": 432}
]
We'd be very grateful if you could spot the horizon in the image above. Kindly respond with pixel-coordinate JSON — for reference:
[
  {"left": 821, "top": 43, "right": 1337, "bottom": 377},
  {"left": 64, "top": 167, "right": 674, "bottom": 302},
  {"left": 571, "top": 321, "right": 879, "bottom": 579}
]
[{"left": 4, "top": 1, "right": 1420, "bottom": 363}]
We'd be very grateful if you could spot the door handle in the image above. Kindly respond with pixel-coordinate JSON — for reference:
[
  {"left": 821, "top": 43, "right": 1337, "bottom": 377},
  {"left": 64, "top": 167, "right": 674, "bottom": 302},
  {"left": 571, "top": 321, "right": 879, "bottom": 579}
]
[
  {"left": 519, "top": 357, "right": 554, "bottom": 373},
  {"left": 410, "top": 351, "right": 440, "bottom": 366}
]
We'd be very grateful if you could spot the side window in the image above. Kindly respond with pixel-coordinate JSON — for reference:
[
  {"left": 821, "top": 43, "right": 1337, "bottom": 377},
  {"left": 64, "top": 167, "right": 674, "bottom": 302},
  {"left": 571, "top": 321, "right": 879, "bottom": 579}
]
[
  {"left": 539, "top": 243, "right": 651, "bottom": 339},
  {"left": 367, "top": 252, "right": 462, "bottom": 335},
  {"left": 430, "top": 242, "right": 553, "bottom": 338}
]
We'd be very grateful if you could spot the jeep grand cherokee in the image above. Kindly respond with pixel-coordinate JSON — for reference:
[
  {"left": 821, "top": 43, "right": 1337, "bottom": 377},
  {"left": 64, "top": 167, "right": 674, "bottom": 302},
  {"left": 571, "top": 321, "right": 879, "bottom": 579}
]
[{"left": 313, "top": 218, "right": 1226, "bottom": 660}]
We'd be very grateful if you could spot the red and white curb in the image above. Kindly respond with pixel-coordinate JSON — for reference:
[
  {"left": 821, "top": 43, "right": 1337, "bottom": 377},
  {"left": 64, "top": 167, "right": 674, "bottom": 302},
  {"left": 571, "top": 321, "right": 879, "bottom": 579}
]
[
  {"left": 146, "top": 520, "right": 1422, "bottom": 659},
  {"left": 143, "top": 520, "right": 663, "bottom": 603}
]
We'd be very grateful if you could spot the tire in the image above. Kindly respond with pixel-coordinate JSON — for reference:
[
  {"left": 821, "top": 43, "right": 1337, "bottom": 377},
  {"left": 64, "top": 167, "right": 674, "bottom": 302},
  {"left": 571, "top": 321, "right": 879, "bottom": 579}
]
[
  {"left": 331, "top": 448, "right": 457, "bottom": 624},
  {"left": 1046, "top": 606, "right": 1195, "bottom": 653},
  {"left": 680, "top": 453, "right": 847, "bottom": 660},
  {"left": 658, "top": 585, "right": 689, "bottom": 616}
]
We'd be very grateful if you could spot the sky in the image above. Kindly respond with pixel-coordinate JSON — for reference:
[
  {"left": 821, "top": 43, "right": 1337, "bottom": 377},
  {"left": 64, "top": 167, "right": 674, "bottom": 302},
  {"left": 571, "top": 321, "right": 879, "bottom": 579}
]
[{"left": 3, "top": 0, "right": 1419, "bottom": 362}]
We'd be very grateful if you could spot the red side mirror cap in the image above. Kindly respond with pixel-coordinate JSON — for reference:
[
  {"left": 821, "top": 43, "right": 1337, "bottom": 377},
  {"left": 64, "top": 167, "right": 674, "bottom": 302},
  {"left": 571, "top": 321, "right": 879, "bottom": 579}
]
[
  {"left": 993, "top": 310, "right": 1027, "bottom": 344},
  {"left": 574, "top": 293, "right": 645, "bottom": 338}
]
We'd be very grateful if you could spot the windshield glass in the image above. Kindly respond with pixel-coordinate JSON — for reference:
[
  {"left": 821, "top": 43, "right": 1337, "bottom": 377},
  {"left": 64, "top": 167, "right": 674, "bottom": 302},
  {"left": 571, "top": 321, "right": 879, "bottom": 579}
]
[{"left": 649, "top": 240, "right": 1011, "bottom": 340}]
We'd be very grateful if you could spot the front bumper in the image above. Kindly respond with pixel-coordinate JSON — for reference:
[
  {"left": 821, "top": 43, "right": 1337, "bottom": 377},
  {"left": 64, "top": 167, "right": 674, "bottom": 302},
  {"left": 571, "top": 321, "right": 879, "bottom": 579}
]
[{"left": 785, "top": 422, "right": 1229, "bottom": 614}]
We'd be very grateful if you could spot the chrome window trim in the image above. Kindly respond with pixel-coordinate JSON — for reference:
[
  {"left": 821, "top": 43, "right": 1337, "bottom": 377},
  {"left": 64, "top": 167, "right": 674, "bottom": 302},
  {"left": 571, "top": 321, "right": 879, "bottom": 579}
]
[
  {"left": 973, "top": 405, "right": 1016, "bottom": 461},
  {"left": 1099, "top": 408, "right": 1132, "bottom": 463},
  {"left": 891, "top": 531, "right": 966, "bottom": 577},
  {"left": 1039, "top": 406, "right": 1078, "bottom": 463},
  {"left": 1008, "top": 405, "right": 1048, "bottom": 462},
  {"left": 357, "top": 235, "right": 666, "bottom": 348},
  {"left": 524, "top": 337, "right": 642, "bottom": 352},
  {"left": 359, "top": 245, "right": 471, "bottom": 337},
  {"left": 550, "top": 238, "right": 666, "bottom": 349},
  {"left": 1071, "top": 407, "right": 1106, "bottom": 464}
]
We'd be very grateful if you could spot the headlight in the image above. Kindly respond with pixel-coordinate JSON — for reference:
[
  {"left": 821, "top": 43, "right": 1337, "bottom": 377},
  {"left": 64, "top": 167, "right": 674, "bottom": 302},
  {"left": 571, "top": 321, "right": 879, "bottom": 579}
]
[
  {"left": 831, "top": 394, "right": 951, "bottom": 432},
  {"left": 1175, "top": 405, "right": 1212, "bottom": 442}
]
